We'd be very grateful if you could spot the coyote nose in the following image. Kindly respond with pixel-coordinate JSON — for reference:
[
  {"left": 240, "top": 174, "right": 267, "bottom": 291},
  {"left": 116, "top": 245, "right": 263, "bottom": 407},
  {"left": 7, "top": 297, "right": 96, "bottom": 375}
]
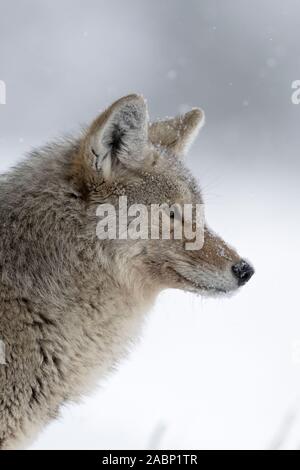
[{"left": 232, "top": 260, "right": 254, "bottom": 286}]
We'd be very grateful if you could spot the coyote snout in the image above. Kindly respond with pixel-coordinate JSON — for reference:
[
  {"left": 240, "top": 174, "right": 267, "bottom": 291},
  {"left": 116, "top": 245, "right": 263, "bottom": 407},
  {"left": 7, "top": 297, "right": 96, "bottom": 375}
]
[
  {"left": 0, "top": 93, "right": 254, "bottom": 449},
  {"left": 163, "top": 224, "right": 254, "bottom": 296}
]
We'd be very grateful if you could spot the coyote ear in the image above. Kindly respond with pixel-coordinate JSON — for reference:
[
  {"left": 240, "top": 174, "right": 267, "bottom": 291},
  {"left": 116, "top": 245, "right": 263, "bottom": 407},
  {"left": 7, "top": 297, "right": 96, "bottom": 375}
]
[
  {"left": 149, "top": 108, "right": 205, "bottom": 157},
  {"left": 82, "top": 94, "right": 148, "bottom": 180}
]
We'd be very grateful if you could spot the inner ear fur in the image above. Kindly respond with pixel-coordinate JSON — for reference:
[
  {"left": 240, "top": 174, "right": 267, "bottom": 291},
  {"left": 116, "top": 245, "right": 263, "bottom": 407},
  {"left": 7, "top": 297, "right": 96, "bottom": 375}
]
[{"left": 74, "top": 94, "right": 148, "bottom": 186}]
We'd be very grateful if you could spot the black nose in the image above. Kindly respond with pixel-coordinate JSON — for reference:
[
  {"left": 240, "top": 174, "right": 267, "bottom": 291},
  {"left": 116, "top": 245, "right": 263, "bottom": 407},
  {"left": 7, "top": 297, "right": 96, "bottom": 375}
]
[{"left": 232, "top": 260, "right": 254, "bottom": 286}]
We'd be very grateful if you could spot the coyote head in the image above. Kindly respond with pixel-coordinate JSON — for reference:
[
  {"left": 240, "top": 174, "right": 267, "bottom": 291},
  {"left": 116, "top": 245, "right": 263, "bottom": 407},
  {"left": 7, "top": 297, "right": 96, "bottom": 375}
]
[{"left": 74, "top": 94, "right": 254, "bottom": 297}]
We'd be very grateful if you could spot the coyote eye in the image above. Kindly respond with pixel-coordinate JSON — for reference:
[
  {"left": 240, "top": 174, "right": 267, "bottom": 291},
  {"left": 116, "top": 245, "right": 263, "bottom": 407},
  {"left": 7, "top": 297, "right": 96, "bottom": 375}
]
[
  {"left": 163, "top": 205, "right": 182, "bottom": 222},
  {"left": 169, "top": 205, "right": 182, "bottom": 221}
]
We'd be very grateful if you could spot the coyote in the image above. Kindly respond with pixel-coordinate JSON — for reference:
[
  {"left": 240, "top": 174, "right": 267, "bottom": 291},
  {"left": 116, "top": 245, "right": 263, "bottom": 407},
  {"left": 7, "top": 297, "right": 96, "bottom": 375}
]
[{"left": 0, "top": 94, "right": 254, "bottom": 449}]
